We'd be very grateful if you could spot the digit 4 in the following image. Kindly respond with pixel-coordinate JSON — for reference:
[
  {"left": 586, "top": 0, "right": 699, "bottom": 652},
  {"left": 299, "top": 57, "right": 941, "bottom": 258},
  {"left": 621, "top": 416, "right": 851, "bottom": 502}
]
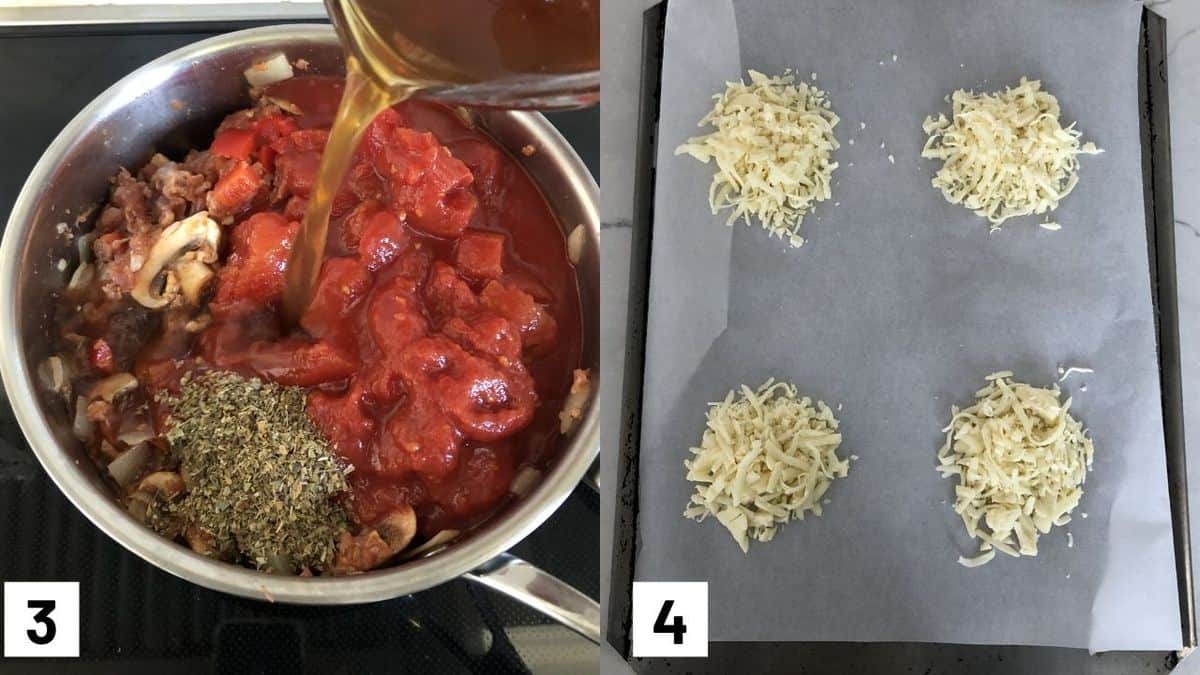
[{"left": 653, "top": 599, "right": 687, "bottom": 645}]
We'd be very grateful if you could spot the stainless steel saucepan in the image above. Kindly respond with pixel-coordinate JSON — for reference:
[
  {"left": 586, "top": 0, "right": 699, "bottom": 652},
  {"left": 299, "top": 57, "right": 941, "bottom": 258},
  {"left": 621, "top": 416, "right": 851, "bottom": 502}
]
[{"left": 0, "top": 25, "right": 600, "bottom": 641}]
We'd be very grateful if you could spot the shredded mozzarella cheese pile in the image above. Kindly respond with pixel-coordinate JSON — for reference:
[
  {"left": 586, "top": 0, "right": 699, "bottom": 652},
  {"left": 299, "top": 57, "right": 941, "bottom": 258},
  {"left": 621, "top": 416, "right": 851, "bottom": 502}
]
[
  {"left": 684, "top": 378, "right": 849, "bottom": 552},
  {"left": 675, "top": 70, "right": 840, "bottom": 248},
  {"left": 921, "top": 78, "right": 1102, "bottom": 229},
  {"left": 936, "top": 372, "right": 1094, "bottom": 567}
]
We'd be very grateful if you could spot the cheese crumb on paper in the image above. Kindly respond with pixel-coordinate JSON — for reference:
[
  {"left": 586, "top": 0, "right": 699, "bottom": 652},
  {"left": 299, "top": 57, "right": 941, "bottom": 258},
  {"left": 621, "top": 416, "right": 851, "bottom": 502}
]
[
  {"left": 683, "top": 378, "right": 849, "bottom": 553},
  {"left": 937, "top": 371, "right": 1094, "bottom": 567},
  {"left": 675, "top": 70, "right": 840, "bottom": 249},
  {"left": 921, "top": 78, "right": 1103, "bottom": 229}
]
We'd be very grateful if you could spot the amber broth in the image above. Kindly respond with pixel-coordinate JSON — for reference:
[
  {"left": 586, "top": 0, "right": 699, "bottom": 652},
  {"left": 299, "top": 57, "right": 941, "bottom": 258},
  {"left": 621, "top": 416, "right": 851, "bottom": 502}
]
[{"left": 282, "top": 0, "right": 600, "bottom": 323}]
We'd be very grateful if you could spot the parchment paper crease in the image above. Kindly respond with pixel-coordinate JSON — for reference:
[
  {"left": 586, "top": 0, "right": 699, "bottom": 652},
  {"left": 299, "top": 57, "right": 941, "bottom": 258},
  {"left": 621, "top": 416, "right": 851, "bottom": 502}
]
[{"left": 635, "top": 0, "right": 1181, "bottom": 651}]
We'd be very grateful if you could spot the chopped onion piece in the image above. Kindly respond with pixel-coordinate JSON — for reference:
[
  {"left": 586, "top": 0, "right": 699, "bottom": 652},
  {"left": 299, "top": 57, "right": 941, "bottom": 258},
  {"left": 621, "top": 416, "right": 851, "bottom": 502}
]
[
  {"left": 73, "top": 396, "right": 94, "bottom": 441},
  {"left": 67, "top": 262, "right": 95, "bottom": 294},
  {"left": 509, "top": 466, "right": 542, "bottom": 498},
  {"left": 37, "top": 355, "right": 70, "bottom": 398},
  {"left": 107, "top": 442, "right": 152, "bottom": 488},
  {"left": 559, "top": 369, "right": 591, "bottom": 434},
  {"left": 77, "top": 231, "right": 97, "bottom": 264},
  {"left": 244, "top": 53, "right": 294, "bottom": 88},
  {"left": 117, "top": 428, "right": 155, "bottom": 448},
  {"left": 567, "top": 224, "right": 586, "bottom": 265}
]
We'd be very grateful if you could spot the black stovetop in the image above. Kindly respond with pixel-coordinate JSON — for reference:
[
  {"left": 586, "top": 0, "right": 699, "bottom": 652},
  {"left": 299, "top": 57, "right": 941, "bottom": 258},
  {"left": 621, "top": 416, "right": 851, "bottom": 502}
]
[{"left": 0, "top": 21, "right": 599, "bottom": 675}]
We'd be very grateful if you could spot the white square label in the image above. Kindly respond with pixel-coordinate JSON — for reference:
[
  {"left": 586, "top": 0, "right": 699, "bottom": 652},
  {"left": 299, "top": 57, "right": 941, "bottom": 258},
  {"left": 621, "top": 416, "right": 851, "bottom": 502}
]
[
  {"left": 4, "top": 582, "right": 80, "bottom": 657},
  {"left": 631, "top": 581, "right": 708, "bottom": 657}
]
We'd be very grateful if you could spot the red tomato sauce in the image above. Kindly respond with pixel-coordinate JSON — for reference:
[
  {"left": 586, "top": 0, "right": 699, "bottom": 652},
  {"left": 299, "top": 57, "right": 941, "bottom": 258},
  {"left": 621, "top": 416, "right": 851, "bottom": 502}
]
[{"left": 138, "top": 78, "right": 581, "bottom": 538}]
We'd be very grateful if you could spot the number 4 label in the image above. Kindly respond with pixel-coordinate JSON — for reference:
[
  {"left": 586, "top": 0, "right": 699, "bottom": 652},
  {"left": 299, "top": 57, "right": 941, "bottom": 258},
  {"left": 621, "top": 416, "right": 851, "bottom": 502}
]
[
  {"left": 631, "top": 582, "right": 707, "bottom": 657},
  {"left": 4, "top": 582, "right": 80, "bottom": 657}
]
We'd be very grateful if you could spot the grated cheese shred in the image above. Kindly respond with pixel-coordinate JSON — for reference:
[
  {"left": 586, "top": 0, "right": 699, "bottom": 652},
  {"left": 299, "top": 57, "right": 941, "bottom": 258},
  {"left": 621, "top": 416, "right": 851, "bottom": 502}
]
[
  {"left": 683, "top": 378, "right": 849, "bottom": 552},
  {"left": 937, "top": 372, "right": 1094, "bottom": 567},
  {"left": 921, "top": 78, "right": 1103, "bottom": 230},
  {"left": 675, "top": 70, "right": 840, "bottom": 248}
]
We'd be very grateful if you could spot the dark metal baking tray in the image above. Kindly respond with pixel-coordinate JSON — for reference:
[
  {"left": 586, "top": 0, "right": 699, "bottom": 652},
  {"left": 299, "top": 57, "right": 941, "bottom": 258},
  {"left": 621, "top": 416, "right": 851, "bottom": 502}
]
[{"left": 607, "top": 4, "right": 1192, "bottom": 671}]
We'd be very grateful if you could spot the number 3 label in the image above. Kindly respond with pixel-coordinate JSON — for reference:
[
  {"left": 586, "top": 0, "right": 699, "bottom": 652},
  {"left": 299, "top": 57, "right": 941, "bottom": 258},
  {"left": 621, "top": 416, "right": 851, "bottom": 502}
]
[
  {"left": 4, "top": 582, "right": 79, "bottom": 657},
  {"left": 632, "top": 582, "right": 707, "bottom": 657}
]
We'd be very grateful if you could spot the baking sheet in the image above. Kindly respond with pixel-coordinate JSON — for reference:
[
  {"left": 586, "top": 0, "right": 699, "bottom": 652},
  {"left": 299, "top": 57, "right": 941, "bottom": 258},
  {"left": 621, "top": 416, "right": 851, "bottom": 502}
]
[{"left": 635, "top": 0, "right": 1181, "bottom": 651}]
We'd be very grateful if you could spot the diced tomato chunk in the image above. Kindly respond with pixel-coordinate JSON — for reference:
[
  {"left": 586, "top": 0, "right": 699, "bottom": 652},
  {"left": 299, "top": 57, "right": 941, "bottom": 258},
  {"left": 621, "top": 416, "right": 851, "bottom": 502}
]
[
  {"left": 358, "top": 211, "right": 408, "bottom": 271},
  {"left": 307, "top": 386, "right": 376, "bottom": 467},
  {"left": 284, "top": 194, "right": 308, "bottom": 221},
  {"left": 355, "top": 107, "right": 405, "bottom": 166},
  {"left": 210, "top": 212, "right": 298, "bottom": 318},
  {"left": 428, "top": 446, "right": 515, "bottom": 518},
  {"left": 88, "top": 339, "right": 116, "bottom": 374},
  {"left": 449, "top": 138, "right": 506, "bottom": 197},
  {"left": 366, "top": 274, "right": 429, "bottom": 356},
  {"left": 133, "top": 357, "right": 189, "bottom": 399},
  {"left": 338, "top": 199, "right": 381, "bottom": 253},
  {"left": 373, "top": 128, "right": 477, "bottom": 238},
  {"left": 480, "top": 280, "right": 557, "bottom": 351},
  {"left": 424, "top": 261, "right": 477, "bottom": 320},
  {"left": 254, "top": 113, "right": 299, "bottom": 145},
  {"left": 345, "top": 161, "right": 385, "bottom": 204},
  {"left": 210, "top": 128, "right": 257, "bottom": 160},
  {"left": 270, "top": 128, "right": 329, "bottom": 154},
  {"left": 208, "top": 161, "right": 262, "bottom": 218},
  {"left": 442, "top": 313, "right": 521, "bottom": 365},
  {"left": 301, "top": 257, "right": 373, "bottom": 342},
  {"left": 273, "top": 150, "right": 321, "bottom": 200},
  {"left": 433, "top": 351, "right": 536, "bottom": 441},
  {"left": 373, "top": 394, "right": 461, "bottom": 480},
  {"left": 256, "top": 145, "right": 277, "bottom": 172},
  {"left": 397, "top": 336, "right": 467, "bottom": 386},
  {"left": 455, "top": 231, "right": 505, "bottom": 280}
]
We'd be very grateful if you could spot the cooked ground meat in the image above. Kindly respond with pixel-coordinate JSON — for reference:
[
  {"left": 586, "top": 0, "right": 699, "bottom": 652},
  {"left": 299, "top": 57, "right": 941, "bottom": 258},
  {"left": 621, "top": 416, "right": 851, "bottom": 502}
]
[{"left": 110, "top": 168, "right": 154, "bottom": 235}]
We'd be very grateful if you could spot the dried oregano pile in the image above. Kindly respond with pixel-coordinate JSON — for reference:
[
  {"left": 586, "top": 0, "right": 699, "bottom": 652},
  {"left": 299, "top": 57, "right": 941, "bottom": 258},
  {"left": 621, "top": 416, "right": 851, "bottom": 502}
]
[{"left": 158, "top": 370, "right": 350, "bottom": 571}]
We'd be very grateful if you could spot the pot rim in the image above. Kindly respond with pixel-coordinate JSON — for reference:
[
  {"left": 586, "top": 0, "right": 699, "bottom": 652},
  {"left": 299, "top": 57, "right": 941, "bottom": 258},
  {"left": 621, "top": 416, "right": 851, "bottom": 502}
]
[{"left": 0, "top": 24, "right": 600, "bottom": 604}]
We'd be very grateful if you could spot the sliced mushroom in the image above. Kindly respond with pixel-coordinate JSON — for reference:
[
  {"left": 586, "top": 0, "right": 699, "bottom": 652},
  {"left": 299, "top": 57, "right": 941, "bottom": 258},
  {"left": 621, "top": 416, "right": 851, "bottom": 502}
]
[
  {"left": 87, "top": 372, "right": 138, "bottom": 402},
  {"left": 137, "top": 471, "right": 185, "bottom": 498},
  {"left": 184, "top": 525, "right": 235, "bottom": 560},
  {"left": 374, "top": 506, "right": 418, "bottom": 553},
  {"left": 130, "top": 211, "right": 220, "bottom": 309},
  {"left": 331, "top": 505, "right": 417, "bottom": 573},
  {"left": 127, "top": 471, "right": 185, "bottom": 536},
  {"left": 174, "top": 258, "right": 215, "bottom": 305}
]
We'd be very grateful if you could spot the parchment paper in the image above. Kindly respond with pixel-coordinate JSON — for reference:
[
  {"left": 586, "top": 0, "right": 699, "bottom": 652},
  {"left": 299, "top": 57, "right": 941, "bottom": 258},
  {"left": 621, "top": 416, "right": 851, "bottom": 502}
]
[{"left": 635, "top": 0, "right": 1182, "bottom": 651}]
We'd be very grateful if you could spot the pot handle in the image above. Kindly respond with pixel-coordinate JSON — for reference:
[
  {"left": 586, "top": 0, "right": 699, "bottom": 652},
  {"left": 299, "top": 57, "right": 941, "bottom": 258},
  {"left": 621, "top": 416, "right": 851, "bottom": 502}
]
[{"left": 464, "top": 552, "right": 600, "bottom": 643}]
